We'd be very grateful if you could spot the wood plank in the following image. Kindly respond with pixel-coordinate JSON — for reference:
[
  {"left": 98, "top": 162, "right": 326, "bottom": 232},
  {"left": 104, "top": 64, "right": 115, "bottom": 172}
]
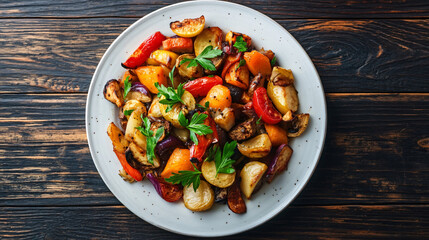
[
  {"left": 0, "top": 205, "right": 428, "bottom": 239},
  {"left": 0, "top": 0, "right": 428, "bottom": 19},
  {"left": 1, "top": 93, "right": 428, "bottom": 206},
  {"left": 0, "top": 19, "right": 428, "bottom": 93}
]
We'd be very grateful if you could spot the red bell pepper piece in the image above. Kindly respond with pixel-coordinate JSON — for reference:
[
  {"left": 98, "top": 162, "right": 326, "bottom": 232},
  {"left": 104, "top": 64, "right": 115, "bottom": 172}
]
[
  {"left": 190, "top": 112, "right": 218, "bottom": 162},
  {"left": 114, "top": 150, "right": 143, "bottom": 181},
  {"left": 221, "top": 52, "right": 242, "bottom": 79},
  {"left": 252, "top": 87, "right": 282, "bottom": 124},
  {"left": 122, "top": 31, "right": 166, "bottom": 69},
  {"left": 183, "top": 75, "right": 223, "bottom": 98},
  {"left": 162, "top": 37, "right": 193, "bottom": 53}
]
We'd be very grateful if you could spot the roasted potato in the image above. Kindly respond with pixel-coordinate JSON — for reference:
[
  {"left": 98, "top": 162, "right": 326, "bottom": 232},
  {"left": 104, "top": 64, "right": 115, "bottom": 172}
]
[
  {"left": 123, "top": 100, "right": 145, "bottom": 120},
  {"left": 147, "top": 50, "right": 179, "bottom": 69},
  {"left": 240, "top": 161, "right": 268, "bottom": 199},
  {"left": 209, "top": 107, "right": 235, "bottom": 131},
  {"left": 270, "top": 67, "right": 294, "bottom": 86},
  {"left": 170, "top": 15, "right": 205, "bottom": 38},
  {"left": 201, "top": 160, "right": 236, "bottom": 188},
  {"left": 124, "top": 106, "right": 146, "bottom": 142},
  {"left": 183, "top": 180, "right": 214, "bottom": 212},
  {"left": 194, "top": 27, "right": 223, "bottom": 56},
  {"left": 148, "top": 96, "right": 163, "bottom": 118},
  {"left": 176, "top": 54, "right": 204, "bottom": 80},
  {"left": 103, "top": 79, "right": 124, "bottom": 107},
  {"left": 128, "top": 142, "right": 160, "bottom": 168},
  {"left": 237, "top": 134, "right": 272, "bottom": 158},
  {"left": 107, "top": 122, "right": 129, "bottom": 153},
  {"left": 132, "top": 128, "right": 147, "bottom": 150},
  {"left": 173, "top": 128, "right": 190, "bottom": 143},
  {"left": 267, "top": 81, "right": 299, "bottom": 114},
  {"left": 159, "top": 90, "right": 196, "bottom": 128}
]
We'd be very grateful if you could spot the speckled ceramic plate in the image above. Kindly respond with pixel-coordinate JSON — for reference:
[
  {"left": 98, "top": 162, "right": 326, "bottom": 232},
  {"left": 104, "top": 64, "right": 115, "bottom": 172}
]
[{"left": 86, "top": 1, "right": 326, "bottom": 237}]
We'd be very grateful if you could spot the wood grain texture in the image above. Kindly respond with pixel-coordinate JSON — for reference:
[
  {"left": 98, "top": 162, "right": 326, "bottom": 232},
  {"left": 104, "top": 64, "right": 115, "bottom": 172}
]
[
  {"left": 1, "top": 205, "right": 428, "bottom": 239},
  {"left": 0, "top": 19, "right": 428, "bottom": 93},
  {"left": 1, "top": 93, "right": 428, "bottom": 206},
  {"left": 0, "top": 0, "right": 428, "bottom": 19}
]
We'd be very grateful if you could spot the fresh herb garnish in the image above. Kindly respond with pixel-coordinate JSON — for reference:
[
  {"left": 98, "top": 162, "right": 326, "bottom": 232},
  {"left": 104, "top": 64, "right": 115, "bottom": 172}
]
[
  {"left": 178, "top": 111, "right": 213, "bottom": 145},
  {"left": 206, "top": 141, "right": 237, "bottom": 176},
  {"left": 123, "top": 109, "right": 134, "bottom": 116},
  {"left": 155, "top": 67, "right": 185, "bottom": 113},
  {"left": 270, "top": 56, "right": 277, "bottom": 66},
  {"left": 135, "top": 116, "right": 164, "bottom": 165},
  {"left": 196, "top": 101, "right": 210, "bottom": 111},
  {"left": 236, "top": 59, "right": 246, "bottom": 70},
  {"left": 180, "top": 46, "right": 222, "bottom": 71},
  {"left": 207, "top": 75, "right": 214, "bottom": 78},
  {"left": 123, "top": 76, "right": 131, "bottom": 98},
  {"left": 165, "top": 163, "right": 202, "bottom": 191},
  {"left": 169, "top": 65, "right": 176, "bottom": 86},
  {"left": 256, "top": 116, "right": 262, "bottom": 125},
  {"left": 233, "top": 36, "right": 247, "bottom": 52}
]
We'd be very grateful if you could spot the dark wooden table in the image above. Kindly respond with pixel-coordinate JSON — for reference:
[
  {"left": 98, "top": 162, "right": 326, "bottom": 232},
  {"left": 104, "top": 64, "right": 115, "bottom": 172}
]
[{"left": 1, "top": 0, "right": 428, "bottom": 239}]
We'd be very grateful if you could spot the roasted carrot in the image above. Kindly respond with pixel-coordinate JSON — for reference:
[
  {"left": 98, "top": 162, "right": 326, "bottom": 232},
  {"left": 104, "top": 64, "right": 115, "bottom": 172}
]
[
  {"left": 244, "top": 50, "right": 271, "bottom": 76},
  {"left": 264, "top": 123, "right": 288, "bottom": 146},
  {"left": 160, "top": 148, "right": 193, "bottom": 179},
  {"left": 162, "top": 38, "right": 194, "bottom": 53}
]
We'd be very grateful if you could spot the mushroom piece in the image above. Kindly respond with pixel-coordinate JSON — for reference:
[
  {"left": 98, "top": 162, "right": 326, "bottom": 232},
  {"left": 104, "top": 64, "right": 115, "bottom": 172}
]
[
  {"left": 228, "top": 118, "right": 256, "bottom": 141},
  {"left": 103, "top": 79, "right": 124, "bottom": 107},
  {"left": 247, "top": 73, "right": 264, "bottom": 98},
  {"left": 288, "top": 113, "right": 310, "bottom": 137},
  {"left": 270, "top": 67, "right": 294, "bottom": 86}
]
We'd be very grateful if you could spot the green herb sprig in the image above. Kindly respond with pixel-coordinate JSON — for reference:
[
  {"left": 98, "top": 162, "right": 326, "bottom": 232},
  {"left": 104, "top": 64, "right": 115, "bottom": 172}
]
[
  {"left": 178, "top": 111, "right": 213, "bottom": 145},
  {"left": 165, "top": 163, "right": 202, "bottom": 191},
  {"left": 135, "top": 116, "right": 164, "bottom": 165},
  {"left": 123, "top": 76, "right": 131, "bottom": 98},
  {"left": 205, "top": 141, "right": 237, "bottom": 177},
  {"left": 123, "top": 109, "right": 134, "bottom": 116},
  {"left": 180, "top": 46, "right": 222, "bottom": 71},
  {"left": 196, "top": 101, "right": 210, "bottom": 111},
  {"left": 155, "top": 66, "right": 185, "bottom": 113},
  {"left": 236, "top": 59, "right": 246, "bottom": 70},
  {"left": 233, "top": 36, "right": 248, "bottom": 52},
  {"left": 270, "top": 56, "right": 277, "bottom": 66}
]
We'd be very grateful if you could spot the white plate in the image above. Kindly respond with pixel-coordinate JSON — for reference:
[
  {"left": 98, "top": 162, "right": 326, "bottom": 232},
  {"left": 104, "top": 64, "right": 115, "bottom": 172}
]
[{"left": 86, "top": 1, "right": 326, "bottom": 237}]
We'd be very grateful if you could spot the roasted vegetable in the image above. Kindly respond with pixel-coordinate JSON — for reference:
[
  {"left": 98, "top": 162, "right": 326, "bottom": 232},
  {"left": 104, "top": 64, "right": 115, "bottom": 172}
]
[
  {"left": 123, "top": 100, "right": 145, "bottom": 120},
  {"left": 147, "top": 173, "right": 183, "bottom": 202},
  {"left": 225, "top": 31, "right": 252, "bottom": 52},
  {"left": 149, "top": 118, "right": 171, "bottom": 142},
  {"left": 135, "top": 66, "right": 168, "bottom": 94},
  {"left": 221, "top": 53, "right": 241, "bottom": 78},
  {"left": 148, "top": 96, "right": 163, "bottom": 118},
  {"left": 240, "top": 161, "right": 268, "bottom": 199},
  {"left": 114, "top": 150, "right": 143, "bottom": 181},
  {"left": 228, "top": 118, "right": 256, "bottom": 141},
  {"left": 103, "top": 79, "right": 124, "bottom": 107},
  {"left": 162, "top": 37, "right": 194, "bottom": 53},
  {"left": 172, "top": 128, "right": 190, "bottom": 143},
  {"left": 288, "top": 113, "right": 310, "bottom": 137},
  {"left": 267, "top": 81, "right": 299, "bottom": 114},
  {"left": 159, "top": 90, "right": 196, "bottom": 128},
  {"left": 224, "top": 61, "right": 250, "bottom": 89},
  {"left": 122, "top": 31, "right": 166, "bottom": 69},
  {"left": 253, "top": 87, "right": 282, "bottom": 125},
  {"left": 201, "top": 160, "right": 236, "bottom": 188},
  {"left": 176, "top": 54, "right": 204, "bottom": 80},
  {"left": 194, "top": 27, "right": 223, "bottom": 56},
  {"left": 183, "top": 180, "right": 214, "bottom": 212},
  {"left": 183, "top": 75, "right": 223, "bottom": 98},
  {"left": 160, "top": 148, "right": 193, "bottom": 179},
  {"left": 170, "top": 15, "right": 205, "bottom": 38},
  {"left": 107, "top": 122, "right": 129, "bottom": 153},
  {"left": 270, "top": 67, "right": 294, "bottom": 86},
  {"left": 237, "top": 134, "right": 272, "bottom": 158},
  {"left": 147, "top": 50, "right": 179, "bottom": 69},
  {"left": 120, "top": 69, "right": 139, "bottom": 87},
  {"left": 125, "top": 82, "right": 152, "bottom": 103},
  {"left": 132, "top": 128, "right": 147, "bottom": 150},
  {"left": 227, "top": 179, "right": 246, "bottom": 214},
  {"left": 264, "top": 123, "right": 288, "bottom": 147},
  {"left": 124, "top": 106, "right": 146, "bottom": 142},
  {"left": 128, "top": 142, "right": 160, "bottom": 168},
  {"left": 214, "top": 187, "right": 228, "bottom": 203},
  {"left": 155, "top": 135, "right": 186, "bottom": 164},
  {"left": 247, "top": 73, "right": 264, "bottom": 98},
  {"left": 225, "top": 83, "right": 244, "bottom": 103},
  {"left": 209, "top": 107, "right": 235, "bottom": 131},
  {"left": 206, "top": 85, "right": 232, "bottom": 110},
  {"left": 265, "top": 144, "right": 293, "bottom": 183},
  {"left": 259, "top": 48, "right": 275, "bottom": 61},
  {"left": 244, "top": 50, "right": 271, "bottom": 76}
]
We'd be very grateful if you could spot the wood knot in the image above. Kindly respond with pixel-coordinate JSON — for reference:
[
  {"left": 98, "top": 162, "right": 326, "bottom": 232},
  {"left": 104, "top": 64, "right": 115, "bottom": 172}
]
[{"left": 417, "top": 138, "right": 429, "bottom": 150}]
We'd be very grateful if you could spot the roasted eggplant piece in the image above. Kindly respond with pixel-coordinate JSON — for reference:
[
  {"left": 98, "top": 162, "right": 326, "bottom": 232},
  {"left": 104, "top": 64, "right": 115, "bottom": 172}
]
[
  {"left": 176, "top": 54, "right": 204, "bottom": 80},
  {"left": 288, "top": 113, "right": 310, "bottom": 137},
  {"left": 240, "top": 161, "right": 268, "bottom": 199},
  {"left": 237, "top": 134, "right": 272, "bottom": 158},
  {"left": 225, "top": 83, "right": 244, "bottom": 103},
  {"left": 265, "top": 144, "right": 293, "bottom": 183},
  {"left": 228, "top": 118, "right": 256, "bottom": 141},
  {"left": 103, "top": 79, "right": 124, "bottom": 107},
  {"left": 270, "top": 67, "right": 294, "bottom": 86},
  {"left": 227, "top": 178, "right": 246, "bottom": 214},
  {"left": 214, "top": 187, "right": 228, "bottom": 203}
]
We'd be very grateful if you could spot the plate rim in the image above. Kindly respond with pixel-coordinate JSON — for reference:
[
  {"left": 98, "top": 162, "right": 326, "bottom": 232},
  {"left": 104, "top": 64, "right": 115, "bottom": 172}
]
[{"left": 85, "top": 0, "right": 327, "bottom": 237}]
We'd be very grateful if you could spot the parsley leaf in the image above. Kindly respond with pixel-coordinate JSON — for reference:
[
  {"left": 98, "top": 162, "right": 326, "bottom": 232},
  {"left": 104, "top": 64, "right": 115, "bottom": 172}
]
[
  {"left": 155, "top": 66, "right": 185, "bottom": 112},
  {"left": 123, "top": 76, "right": 131, "bottom": 98},
  {"left": 165, "top": 163, "right": 202, "bottom": 191},
  {"left": 206, "top": 141, "right": 237, "bottom": 176},
  {"left": 180, "top": 46, "right": 222, "bottom": 71},
  {"left": 123, "top": 109, "right": 134, "bottom": 116},
  {"left": 169, "top": 65, "right": 176, "bottom": 86},
  {"left": 233, "top": 36, "right": 248, "bottom": 52},
  {"left": 256, "top": 116, "right": 262, "bottom": 125},
  {"left": 270, "top": 56, "right": 277, "bottom": 66},
  {"left": 178, "top": 111, "right": 213, "bottom": 145},
  {"left": 135, "top": 115, "right": 164, "bottom": 165},
  {"left": 196, "top": 101, "right": 210, "bottom": 111},
  {"left": 236, "top": 59, "right": 246, "bottom": 70}
]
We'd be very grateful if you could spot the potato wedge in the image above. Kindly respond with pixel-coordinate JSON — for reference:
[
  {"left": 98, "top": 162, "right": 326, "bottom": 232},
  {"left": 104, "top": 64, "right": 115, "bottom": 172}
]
[
  {"left": 107, "top": 122, "right": 129, "bottom": 153},
  {"left": 237, "top": 134, "right": 272, "bottom": 158},
  {"left": 267, "top": 81, "right": 299, "bottom": 114},
  {"left": 132, "top": 128, "right": 147, "bottom": 150},
  {"left": 201, "top": 160, "right": 236, "bottom": 188},
  {"left": 147, "top": 50, "right": 179, "bottom": 69},
  {"left": 170, "top": 15, "right": 205, "bottom": 38},
  {"left": 176, "top": 54, "right": 204, "bottom": 80},
  {"left": 128, "top": 142, "right": 160, "bottom": 168},
  {"left": 125, "top": 106, "right": 146, "bottom": 142},
  {"left": 148, "top": 96, "right": 163, "bottom": 118},
  {"left": 240, "top": 161, "right": 268, "bottom": 199},
  {"left": 270, "top": 67, "right": 294, "bottom": 86},
  {"left": 183, "top": 180, "right": 214, "bottom": 212},
  {"left": 159, "top": 90, "right": 195, "bottom": 128},
  {"left": 209, "top": 107, "right": 235, "bottom": 131},
  {"left": 194, "top": 27, "right": 223, "bottom": 56},
  {"left": 123, "top": 100, "right": 145, "bottom": 120}
]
